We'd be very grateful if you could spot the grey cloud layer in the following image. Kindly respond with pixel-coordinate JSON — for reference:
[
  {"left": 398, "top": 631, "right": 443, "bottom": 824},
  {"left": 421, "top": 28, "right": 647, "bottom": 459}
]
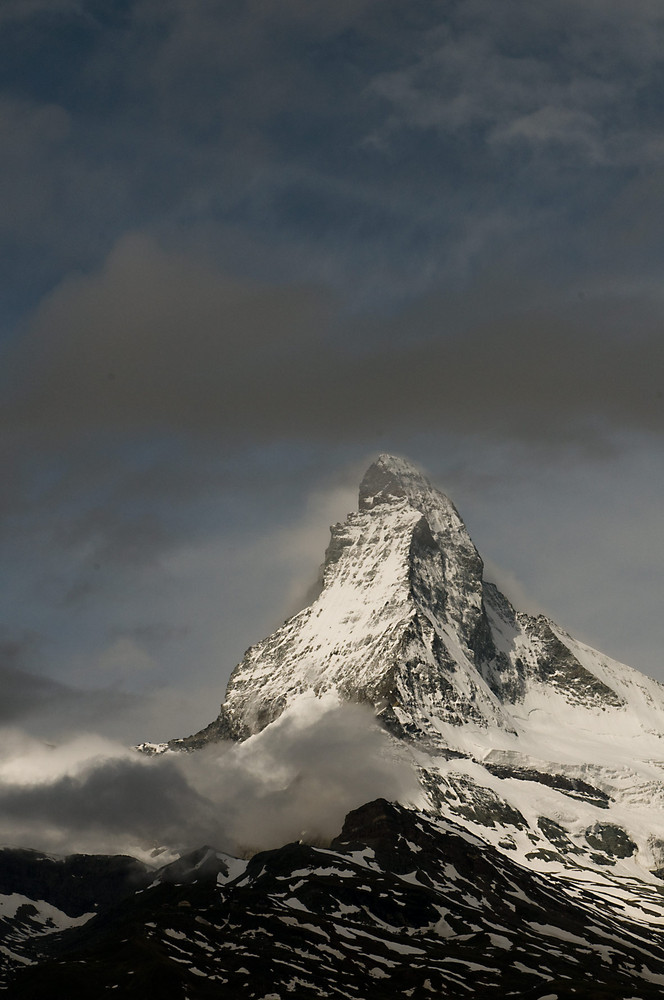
[
  {"left": 6, "top": 234, "right": 664, "bottom": 451},
  {"left": 0, "top": 638, "right": 158, "bottom": 741},
  {"left": 371, "top": 0, "right": 664, "bottom": 167},
  {"left": 3, "top": 0, "right": 664, "bottom": 319}
]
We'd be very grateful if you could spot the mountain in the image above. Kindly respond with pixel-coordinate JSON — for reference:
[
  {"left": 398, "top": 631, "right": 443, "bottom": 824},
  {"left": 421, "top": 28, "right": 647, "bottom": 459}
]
[
  {"left": 155, "top": 454, "right": 664, "bottom": 888},
  {"left": 5, "top": 453, "right": 664, "bottom": 996}
]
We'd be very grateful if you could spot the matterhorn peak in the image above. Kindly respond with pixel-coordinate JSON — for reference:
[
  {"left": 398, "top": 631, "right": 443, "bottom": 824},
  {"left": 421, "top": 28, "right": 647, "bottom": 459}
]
[
  {"left": 358, "top": 454, "right": 473, "bottom": 548},
  {"left": 168, "top": 454, "right": 655, "bottom": 760},
  {"left": 170, "top": 455, "right": 517, "bottom": 747}
]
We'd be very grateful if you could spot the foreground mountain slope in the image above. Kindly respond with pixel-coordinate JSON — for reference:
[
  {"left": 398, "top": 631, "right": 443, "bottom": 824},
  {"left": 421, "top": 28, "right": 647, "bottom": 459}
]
[
  {"left": 8, "top": 800, "right": 664, "bottom": 998},
  {"left": 158, "top": 455, "right": 664, "bottom": 888}
]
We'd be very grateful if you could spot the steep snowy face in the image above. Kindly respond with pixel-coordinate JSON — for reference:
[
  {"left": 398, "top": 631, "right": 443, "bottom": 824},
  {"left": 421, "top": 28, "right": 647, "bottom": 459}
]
[{"left": 207, "top": 455, "right": 510, "bottom": 742}]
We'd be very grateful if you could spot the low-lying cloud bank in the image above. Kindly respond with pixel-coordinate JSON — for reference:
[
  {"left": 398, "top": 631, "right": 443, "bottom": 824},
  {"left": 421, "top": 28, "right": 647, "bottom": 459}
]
[{"left": 0, "top": 697, "right": 417, "bottom": 862}]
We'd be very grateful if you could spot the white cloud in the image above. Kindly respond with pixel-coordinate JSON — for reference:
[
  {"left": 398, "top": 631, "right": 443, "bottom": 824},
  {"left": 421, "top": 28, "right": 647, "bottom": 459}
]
[
  {"left": 491, "top": 106, "right": 604, "bottom": 161},
  {"left": 0, "top": 698, "right": 417, "bottom": 861}
]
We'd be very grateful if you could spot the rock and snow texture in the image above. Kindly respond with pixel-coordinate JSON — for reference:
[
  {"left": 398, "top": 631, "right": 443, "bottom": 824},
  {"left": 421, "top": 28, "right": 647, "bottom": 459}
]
[
  {"left": 9, "top": 800, "right": 664, "bottom": 999},
  {"left": 172, "top": 454, "right": 664, "bottom": 889},
  {"left": 0, "top": 849, "right": 151, "bottom": 987}
]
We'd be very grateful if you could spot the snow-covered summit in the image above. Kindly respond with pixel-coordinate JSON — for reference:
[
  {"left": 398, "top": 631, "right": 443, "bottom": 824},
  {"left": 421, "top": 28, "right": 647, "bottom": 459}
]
[
  {"left": 358, "top": 453, "right": 450, "bottom": 512},
  {"left": 173, "top": 454, "right": 663, "bottom": 745},
  {"left": 358, "top": 453, "right": 482, "bottom": 594},
  {"left": 187, "top": 453, "right": 510, "bottom": 744}
]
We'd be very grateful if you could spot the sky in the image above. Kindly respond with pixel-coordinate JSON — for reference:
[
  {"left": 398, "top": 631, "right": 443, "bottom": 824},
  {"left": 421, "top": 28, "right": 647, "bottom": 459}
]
[{"left": 1, "top": 0, "right": 664, "bottom": 777}]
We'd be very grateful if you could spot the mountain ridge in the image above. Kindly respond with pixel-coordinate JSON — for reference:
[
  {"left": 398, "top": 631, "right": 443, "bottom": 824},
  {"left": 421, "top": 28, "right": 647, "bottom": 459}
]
[{"left": 7, "top": 799, "right": 664, "bottom": 998}]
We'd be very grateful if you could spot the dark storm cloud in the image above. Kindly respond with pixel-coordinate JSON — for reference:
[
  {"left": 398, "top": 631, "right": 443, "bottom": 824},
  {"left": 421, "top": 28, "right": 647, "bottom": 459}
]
[
  {"left": 370, "top": 0, "right": 664, "bottom": 167},
  {"left": 128, "top": 0, "right": 664, "bottom": 280},
  {"left": 0, "top": 633, "right": 63, "bottom": 723},
  {"left": 0, "top": 625, "right": 228, "bottom": 746},
  {"left": 6, "top": 0, "right": 664, "bottom": 444},
  {"left": 5, "top": 234, "right": 664, "bottom": 453},
  {"left": 6, "top": 233, "right": 332, "bottom": 438},
  {"left": 0, "top": 96, "right": 71, "bottom": 239},
  {"left": 0, "top": 754, "right": 212, "bottom": 847},
  {"left": 0, "top": 0, "right": 397, "bottom": 312},
  {"left": 0, "top": 1, "right": 85, "bottom": 28},
  {"left": 110, "top": 623, "right": 190, "bottom": 644},
  {"left": 0, "top": 664, "right": 137, "bottom": 739}
]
